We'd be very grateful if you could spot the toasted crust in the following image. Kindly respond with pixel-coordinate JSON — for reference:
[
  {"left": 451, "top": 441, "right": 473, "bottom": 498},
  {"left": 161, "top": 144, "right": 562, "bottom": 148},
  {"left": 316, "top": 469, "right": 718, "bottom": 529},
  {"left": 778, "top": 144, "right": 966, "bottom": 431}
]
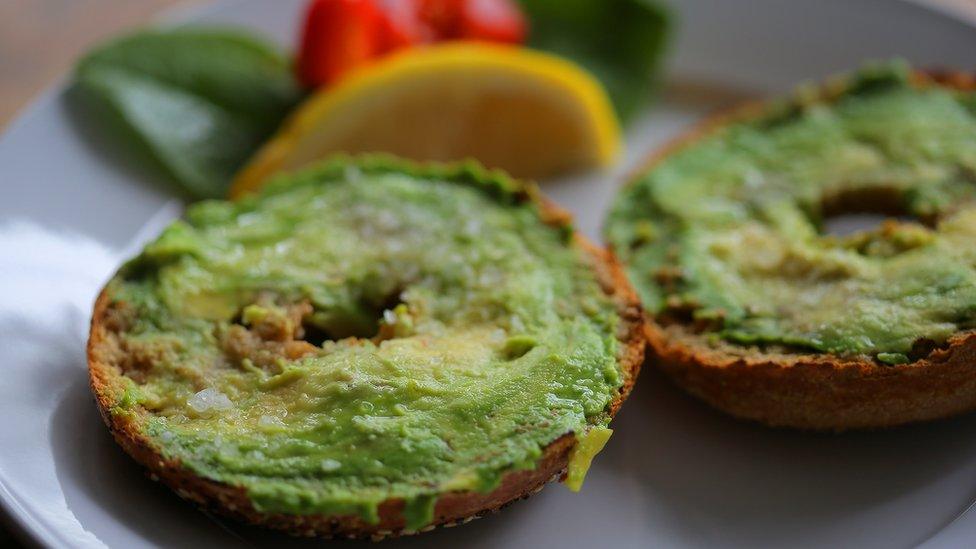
[
  {"left": 623, "top": 69, "right": 976, "bottom": 431},
  {"left": 87, "top": 195, "right": 645, "bottom": 539}
]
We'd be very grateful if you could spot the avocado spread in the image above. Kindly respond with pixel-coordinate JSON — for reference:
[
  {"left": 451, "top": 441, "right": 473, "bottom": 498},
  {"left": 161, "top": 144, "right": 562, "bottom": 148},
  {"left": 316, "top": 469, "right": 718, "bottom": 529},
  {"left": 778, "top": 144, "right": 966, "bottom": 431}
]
[
  {"left": 105, "top": 158, "right": 623, "bottom": 529},
  {"left": 607, "top": 64, "right": 976, "bottom": 363}
]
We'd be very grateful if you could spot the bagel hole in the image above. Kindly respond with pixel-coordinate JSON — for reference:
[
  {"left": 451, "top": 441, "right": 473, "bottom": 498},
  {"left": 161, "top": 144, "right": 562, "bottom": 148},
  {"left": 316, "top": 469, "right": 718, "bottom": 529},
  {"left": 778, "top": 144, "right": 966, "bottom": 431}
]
[
  {"left": 299, "top": 290, "right": 405, "bottom": 346},
  {"left": 818, "top": 187, "right": 928, "bottom": 236},
  {"left": 821, "top": 213, "right": 905, "bottom": 237},
  {"left": 296, "top": 321, "right": 331, "bottom": 348}
]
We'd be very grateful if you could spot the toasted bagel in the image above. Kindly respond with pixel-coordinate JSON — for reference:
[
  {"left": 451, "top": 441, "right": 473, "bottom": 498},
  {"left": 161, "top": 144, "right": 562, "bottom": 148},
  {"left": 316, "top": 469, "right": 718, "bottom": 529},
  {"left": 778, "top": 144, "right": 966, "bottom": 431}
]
[
  {"left": 88, "top": 156, "right": 644, "bottom": 538},
  {"left": 607, "top": 66, "right": 976, "bottom": 430}
]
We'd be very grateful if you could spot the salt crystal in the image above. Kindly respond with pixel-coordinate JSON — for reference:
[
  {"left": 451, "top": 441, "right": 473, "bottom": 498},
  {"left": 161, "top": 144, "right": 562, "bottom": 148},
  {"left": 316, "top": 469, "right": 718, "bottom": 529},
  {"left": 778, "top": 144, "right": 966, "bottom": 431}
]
[
  {"left": 187, "top": 388, "right": 233, "bottom": 413},
  {"left": 258, "top": 414, "right": 284, "bottom": 427}
]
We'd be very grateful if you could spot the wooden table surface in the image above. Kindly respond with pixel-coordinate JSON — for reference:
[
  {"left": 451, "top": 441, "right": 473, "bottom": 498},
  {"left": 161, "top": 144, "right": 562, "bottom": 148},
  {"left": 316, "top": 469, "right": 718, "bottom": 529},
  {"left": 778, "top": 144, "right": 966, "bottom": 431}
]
[{"left": 0, "top": 0, "right": 189, "bottom": 129}]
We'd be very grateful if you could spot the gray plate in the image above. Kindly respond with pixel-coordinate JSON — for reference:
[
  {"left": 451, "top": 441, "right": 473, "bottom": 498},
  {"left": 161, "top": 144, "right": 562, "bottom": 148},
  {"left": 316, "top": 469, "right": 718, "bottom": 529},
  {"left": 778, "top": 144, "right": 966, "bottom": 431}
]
[{"left": 3, "top": 1, "right": 976, "bottom": 547}]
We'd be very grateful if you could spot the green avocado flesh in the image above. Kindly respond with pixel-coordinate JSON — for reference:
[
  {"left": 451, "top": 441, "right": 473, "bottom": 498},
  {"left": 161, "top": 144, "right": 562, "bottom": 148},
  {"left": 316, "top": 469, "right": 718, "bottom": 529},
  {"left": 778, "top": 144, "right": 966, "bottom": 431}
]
[
  {"left": 104, "top": 158, "right": 622, "bottom": 529},
  {"left": 607, "top": 64, "right": 976, "bottom": 361}
]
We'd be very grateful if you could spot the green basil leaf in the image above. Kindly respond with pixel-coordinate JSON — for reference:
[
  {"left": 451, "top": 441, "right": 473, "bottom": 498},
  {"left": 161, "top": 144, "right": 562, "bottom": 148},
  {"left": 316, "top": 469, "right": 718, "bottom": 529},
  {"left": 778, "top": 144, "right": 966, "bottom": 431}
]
[
  {"left": 518, "top": 0, "right": 671, "bottom": 124},
  {"left": 74, "top": 27, "right": 303, "bottom": 199}
]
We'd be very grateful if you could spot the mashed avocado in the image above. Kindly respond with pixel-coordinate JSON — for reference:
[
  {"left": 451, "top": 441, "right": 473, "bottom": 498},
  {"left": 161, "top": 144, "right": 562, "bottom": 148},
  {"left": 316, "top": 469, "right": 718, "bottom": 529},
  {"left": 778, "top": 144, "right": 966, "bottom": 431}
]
[
  {"left": 106, "top": 158, "right": 622, "bottom": 529},
  {"left": 607, "top": 63, "right": 976, "bottom": 361}
]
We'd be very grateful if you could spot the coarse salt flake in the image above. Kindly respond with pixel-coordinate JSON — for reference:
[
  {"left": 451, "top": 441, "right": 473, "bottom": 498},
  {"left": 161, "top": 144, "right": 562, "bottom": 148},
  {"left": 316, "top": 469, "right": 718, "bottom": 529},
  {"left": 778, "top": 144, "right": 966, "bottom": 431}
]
[
  {"left": 258, "top": 414, "right": 284, "bottom": 427},
  {"left": 187, "top": 388, "right": 233, "bottom": 413}
]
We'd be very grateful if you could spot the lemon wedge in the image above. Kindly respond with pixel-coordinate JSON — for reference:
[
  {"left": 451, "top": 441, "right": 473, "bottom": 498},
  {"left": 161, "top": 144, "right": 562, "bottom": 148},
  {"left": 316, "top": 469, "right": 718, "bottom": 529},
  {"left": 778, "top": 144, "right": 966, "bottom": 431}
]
[{"left": 230, "top": 43, "right": 620, "bottom": 197}]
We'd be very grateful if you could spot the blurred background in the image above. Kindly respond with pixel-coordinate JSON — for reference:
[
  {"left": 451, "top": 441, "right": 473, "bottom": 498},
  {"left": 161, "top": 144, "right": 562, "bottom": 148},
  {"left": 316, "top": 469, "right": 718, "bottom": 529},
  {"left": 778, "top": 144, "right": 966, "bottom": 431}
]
[{"left": 0, "top": 0, "right": 974, "bottom": 129}]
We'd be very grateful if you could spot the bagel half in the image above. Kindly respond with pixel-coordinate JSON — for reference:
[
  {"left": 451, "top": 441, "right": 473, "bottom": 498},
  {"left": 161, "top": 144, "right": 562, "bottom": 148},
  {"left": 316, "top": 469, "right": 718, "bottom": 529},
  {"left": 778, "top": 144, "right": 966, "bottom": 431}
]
[
  {"left": 608, "top": 66, "right": 976, "bottom": 430},
  {"left": 88, "top": 156, "right": 644, "bottom": 538}
]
